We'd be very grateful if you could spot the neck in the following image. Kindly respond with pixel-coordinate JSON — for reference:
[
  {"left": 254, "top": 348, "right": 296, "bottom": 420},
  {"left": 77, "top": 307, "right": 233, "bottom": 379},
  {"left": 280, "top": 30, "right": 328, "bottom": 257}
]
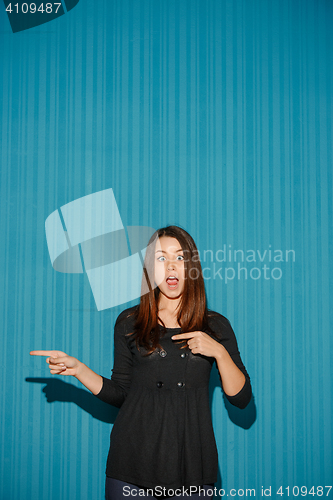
[
  {"left": 157, "top": 294, "right": 181, "bottom": 314},
  {"left": 157, "top": 294, "right": 181, "bottom": 327}
]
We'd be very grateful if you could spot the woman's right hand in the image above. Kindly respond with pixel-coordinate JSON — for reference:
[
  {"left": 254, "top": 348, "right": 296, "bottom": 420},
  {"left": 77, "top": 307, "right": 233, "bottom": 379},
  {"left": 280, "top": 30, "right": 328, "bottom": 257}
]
[{"left": 30, "top": 350, "right": 81, "bottom": 377}]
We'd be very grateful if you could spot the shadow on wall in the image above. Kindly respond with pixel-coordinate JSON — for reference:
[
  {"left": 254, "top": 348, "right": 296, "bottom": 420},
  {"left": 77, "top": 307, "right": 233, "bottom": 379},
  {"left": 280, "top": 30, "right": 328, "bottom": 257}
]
[
  {"left": 3, "top": 0, "right": 80, "bottom": 33},
  {"left": 25, "top": 377, "right": 119, "bottom": 424}
]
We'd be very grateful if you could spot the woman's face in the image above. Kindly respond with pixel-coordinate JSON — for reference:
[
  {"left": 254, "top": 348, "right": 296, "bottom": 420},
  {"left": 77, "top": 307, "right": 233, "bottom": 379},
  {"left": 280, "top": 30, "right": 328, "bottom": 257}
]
[{"left": 154, "top": 236, "right": 186, "bottom": 301}]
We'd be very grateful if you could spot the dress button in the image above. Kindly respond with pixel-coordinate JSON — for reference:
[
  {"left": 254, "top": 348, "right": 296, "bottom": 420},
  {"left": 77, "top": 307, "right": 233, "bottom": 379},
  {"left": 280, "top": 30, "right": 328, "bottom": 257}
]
[
  {"left": 180, "top": 353, "right": 186, "bottom": 358},
  {"left": 177, "top": 382, "right": 185, "bottom": 388},
  {"left": 159, "top": 350, "right": 167, "bottom": 357},
  {"left": 156, "top": 381, "right": 163, "bottom": 388}
]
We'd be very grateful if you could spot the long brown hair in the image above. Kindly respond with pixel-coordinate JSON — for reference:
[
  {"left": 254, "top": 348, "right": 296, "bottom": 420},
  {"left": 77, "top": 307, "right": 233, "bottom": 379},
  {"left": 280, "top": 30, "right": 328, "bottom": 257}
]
[{"left": 129, "top": 225, "right": 212, "bottom": 352}]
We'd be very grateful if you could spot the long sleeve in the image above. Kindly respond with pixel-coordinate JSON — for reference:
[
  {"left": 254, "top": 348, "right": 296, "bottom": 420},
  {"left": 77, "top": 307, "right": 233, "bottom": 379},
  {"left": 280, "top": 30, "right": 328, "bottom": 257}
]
[
  {"left": 95, "top": 313, "right": 133, "bottom": 408},
  {"left": 209, "top": 313, "right": 252, "bottom": 409}
]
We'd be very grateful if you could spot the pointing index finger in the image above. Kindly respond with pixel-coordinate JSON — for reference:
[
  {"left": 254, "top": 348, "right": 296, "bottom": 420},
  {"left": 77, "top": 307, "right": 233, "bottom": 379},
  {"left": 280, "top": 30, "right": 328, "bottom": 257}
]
[
  {"left": 30, "top": 350, "right": 59, "bottom": 357},
  {"left": 171, "top": 333, "right": 196, "bottom": 340}
]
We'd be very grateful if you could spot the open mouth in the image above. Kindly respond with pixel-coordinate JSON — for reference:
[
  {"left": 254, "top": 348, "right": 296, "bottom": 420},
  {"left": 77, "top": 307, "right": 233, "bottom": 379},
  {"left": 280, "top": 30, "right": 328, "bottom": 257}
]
[{"left": 166, "top": 276, "right": 179, "bottom": 289}]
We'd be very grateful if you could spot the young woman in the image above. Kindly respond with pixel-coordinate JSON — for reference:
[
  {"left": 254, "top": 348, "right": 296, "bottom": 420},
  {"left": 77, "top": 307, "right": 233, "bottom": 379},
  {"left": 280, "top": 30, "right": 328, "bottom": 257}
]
[{"left": 31, "top": 226, "right": 252, "bottom": 499}]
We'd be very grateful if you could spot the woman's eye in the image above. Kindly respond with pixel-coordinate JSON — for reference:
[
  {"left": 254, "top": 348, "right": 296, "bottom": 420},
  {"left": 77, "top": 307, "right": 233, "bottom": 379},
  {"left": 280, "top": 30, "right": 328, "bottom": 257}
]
[
  {"left": 177, "top": 255, "right": 184, "bottom": 261},
  {"left": 157, "top": 256, "right": 166, "bottom": 261}
]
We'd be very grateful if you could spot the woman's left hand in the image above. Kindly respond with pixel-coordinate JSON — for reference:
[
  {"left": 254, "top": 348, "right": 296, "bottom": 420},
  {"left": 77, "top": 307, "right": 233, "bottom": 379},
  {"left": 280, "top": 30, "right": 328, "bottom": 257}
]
[{"left": 171, "top": 331, "right": 224, "bottom": 359}]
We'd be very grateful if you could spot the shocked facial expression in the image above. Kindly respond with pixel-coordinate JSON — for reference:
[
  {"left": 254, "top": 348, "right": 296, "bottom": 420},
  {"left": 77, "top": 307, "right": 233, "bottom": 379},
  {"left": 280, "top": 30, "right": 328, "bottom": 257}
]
[{"left": 154, "top": 236, "right": 185, "bottom": 300}]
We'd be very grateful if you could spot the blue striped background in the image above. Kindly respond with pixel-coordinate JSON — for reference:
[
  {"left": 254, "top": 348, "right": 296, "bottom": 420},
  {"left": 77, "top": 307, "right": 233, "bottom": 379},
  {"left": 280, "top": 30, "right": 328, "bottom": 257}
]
[{"left": 0, "top": 0, "right": 332, "bottom": 498}]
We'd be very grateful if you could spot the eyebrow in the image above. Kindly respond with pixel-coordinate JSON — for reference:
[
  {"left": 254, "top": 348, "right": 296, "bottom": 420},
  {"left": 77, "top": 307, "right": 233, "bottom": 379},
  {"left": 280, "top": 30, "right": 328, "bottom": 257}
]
[{"left": 155, "top": 248, "right": 183, "bottom": 253}]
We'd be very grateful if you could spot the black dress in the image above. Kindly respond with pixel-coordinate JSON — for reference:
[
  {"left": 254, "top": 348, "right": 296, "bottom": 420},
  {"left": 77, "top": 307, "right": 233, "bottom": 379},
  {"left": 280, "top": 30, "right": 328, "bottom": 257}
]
[{"left": 96, "top": 306, "right": 252, "bottom": 490}]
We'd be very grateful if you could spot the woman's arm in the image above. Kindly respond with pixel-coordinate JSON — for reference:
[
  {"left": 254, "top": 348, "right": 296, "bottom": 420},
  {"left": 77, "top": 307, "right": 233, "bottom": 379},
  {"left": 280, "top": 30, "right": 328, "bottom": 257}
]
[
  {"left": 75, "top": 362, "right": 104, "bottom": 394},
  {"left": 211, "top": 316, "right": 252, "bottom": 408},
  {"left": 92, "top": 313, "right": 133, "bottom": 408},
  {"left": 214, "top": 346, "right": 246, "bottom": 397}
]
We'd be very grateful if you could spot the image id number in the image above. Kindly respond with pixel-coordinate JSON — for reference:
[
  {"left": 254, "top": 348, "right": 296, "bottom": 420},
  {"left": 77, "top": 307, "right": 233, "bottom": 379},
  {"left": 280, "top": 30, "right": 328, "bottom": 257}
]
[
  {"left": 6, "top": 3, "right": 62, "bottom": 14},
  {"left": 276, "top": 486, "right": 332, "bottom": 496}
]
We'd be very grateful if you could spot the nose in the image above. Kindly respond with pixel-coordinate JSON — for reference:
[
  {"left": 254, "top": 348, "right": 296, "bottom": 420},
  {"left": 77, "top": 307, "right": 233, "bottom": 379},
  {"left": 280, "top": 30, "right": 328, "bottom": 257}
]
[{"left": 167, "top": 260, "right": 175, "bottom": 271}]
